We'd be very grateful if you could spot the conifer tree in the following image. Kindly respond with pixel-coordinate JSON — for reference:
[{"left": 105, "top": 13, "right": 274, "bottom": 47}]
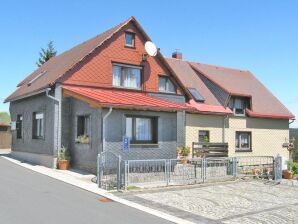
[{"left": 36, "top": 41, "right": 57, "bottom": 67}]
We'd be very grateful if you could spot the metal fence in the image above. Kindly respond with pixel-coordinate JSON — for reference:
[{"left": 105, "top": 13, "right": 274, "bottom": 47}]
[{"left": 97, "top": 155, "right": 282, "bottom": 191}]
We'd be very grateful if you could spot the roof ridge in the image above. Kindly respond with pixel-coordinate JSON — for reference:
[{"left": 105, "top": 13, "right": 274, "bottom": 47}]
[{"left": 166, "top": 57, "right": 249, "bottom": 73}]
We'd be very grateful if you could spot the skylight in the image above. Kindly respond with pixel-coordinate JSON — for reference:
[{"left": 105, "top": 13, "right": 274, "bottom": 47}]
[
  {"left": 188, "top": 88, "right": 205, "bottom": 102},
  {"left": 28, "top": 71, "right": 47, "bottom": 86}
]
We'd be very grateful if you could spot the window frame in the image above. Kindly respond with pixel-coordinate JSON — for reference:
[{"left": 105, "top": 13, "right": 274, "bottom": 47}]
[
  {"left": 16, "top": 114, "right": 23, "bottom": 139},
  {"left": 158, "top": 76, "right": 176, "bottom": 94},
  {"left": 125, "top": 115, "right": 158, "bottom": 144},
  {"left": 112, "top": 63, "right": 143, "bottom": 90},
  {"left": 32, "top": 112, "right": 45, "bottom": 140},
  {"left": 229, "top": 97, "right": 248, "bottom": 116},
  {"left": 76, "top": 115, "right": 91, "bottom": 137},
  {"left": 124, "top": 32, "right": 135, "bottom": 48},
  {"left": 235, "top": 131, "right": 252, "bottom": 152},
  {"left": 198, "top": 130, "right": 210, "bottom": 143}
]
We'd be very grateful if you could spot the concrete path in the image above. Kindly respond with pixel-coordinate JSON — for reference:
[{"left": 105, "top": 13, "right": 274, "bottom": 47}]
[
  {"left": 0, "top": 156, "right": 173, "bottom": 224},
  {"left": 115, "top": 180, "right": 298, "bottom": 223}
]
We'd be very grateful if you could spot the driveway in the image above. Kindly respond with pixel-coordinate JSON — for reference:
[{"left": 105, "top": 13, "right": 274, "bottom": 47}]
[
  {"left": 115, "top": 180, "right": 298, "bottom": 224},
  {"left": 0, "top": 156, "right": 171, "bottom": 224}
]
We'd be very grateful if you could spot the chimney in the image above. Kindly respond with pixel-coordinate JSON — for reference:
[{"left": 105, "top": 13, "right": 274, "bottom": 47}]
[{"left": 172, "top": 50, "right": 182, "bottom": 60}]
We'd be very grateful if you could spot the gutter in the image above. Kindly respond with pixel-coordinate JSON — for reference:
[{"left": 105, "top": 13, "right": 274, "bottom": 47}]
[
  {"left": 102, "top": 107, "right": 113, "bottom": 153},
  {"left": 289, "top": 119, "right": 296, "bottom": 125},
  {"left": 46, "top": 87, "right": 61, "bottom": 168}
]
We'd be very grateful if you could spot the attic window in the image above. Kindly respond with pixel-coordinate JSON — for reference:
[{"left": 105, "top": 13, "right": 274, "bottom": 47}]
[
  {"left": 125, "top": 32, "right": 135, "bottom": 47},
  {"left": 229, "top": 97, "right": 250, "bottom": 116},
  {"left": 188, "top": 88, "right": 205, "bottom": 103},
  {"left": 28, "top": 71, "right": 47, "bottom": 86}
]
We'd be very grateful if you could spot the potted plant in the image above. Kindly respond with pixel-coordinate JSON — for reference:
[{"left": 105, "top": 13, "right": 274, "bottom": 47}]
[
  {"left": 58, "top": 146, "right": 71, "bottom": 170},
  {"left": 177, "top": 146, "right": 190, "bottom": 164},
  {"left": 283, "top": 170, "right": 293, "bottom": 179},
  {"left": 75, "top": 135, "right": 90, "bottom": 144}
]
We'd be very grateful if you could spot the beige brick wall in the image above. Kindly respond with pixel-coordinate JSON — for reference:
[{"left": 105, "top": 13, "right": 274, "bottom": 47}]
[{"left": 186, "top": 114, "right": 289, "bottom": 159}]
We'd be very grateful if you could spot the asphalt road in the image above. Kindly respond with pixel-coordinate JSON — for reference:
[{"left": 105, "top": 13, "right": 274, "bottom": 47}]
[{"left": 0, "top": 156, "right": 172, "bottom": 224}]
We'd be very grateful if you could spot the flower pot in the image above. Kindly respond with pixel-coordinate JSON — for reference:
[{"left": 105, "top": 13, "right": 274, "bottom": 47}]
[
  {"left": 283, "top": 170, "right": 293, "bottom": 179},
  {"left": 58, "top": 160, "right": 70, "bottom": 170}
]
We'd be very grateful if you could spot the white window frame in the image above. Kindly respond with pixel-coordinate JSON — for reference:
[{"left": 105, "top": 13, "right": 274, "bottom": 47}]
[
  {"left": 235, "top": 131, "right": 252, "bottom": 151},
  {"left": 112, "top": 63, "right": 142, "bottom": 90}
]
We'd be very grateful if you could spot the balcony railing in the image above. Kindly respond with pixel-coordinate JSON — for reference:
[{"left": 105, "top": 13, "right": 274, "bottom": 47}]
[{"left": 192, "top": 142, "right": 228, "bottom": 158}]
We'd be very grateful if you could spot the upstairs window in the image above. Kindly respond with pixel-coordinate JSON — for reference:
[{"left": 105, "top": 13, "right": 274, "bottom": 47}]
[
  {"left": 229, "top": 97, "right": 249, "bottom": 116},
  {"left": 159, "top": 76, "right": 176, "bottom": 93},
  {"left": 125, "top": 32, "right": 135, "bottom": 47},
  {"left": 33, "top": 112, "right": 44, "bottom": 139},
  {"left": 125, "top": 116, "right": 158, "bottom": 144},
  {"left": 112, "top": 64, "right": 141, "bottom": 89},
  {"left": 235, "top": 131, "right": 251, "bottom": 151},
  {"left": 16, "top": 115, "right": 23, "bottom": 139}
]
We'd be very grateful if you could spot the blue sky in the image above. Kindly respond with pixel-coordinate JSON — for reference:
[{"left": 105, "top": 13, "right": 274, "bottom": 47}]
[{"left": 0, "top": 1, "right": 297, "bottom": 127}]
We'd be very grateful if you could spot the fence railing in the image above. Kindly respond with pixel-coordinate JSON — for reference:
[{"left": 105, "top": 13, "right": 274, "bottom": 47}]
[
  {"left": 192, "top": 142, "right": 229, "bottom": 158},
  {"left": 97, "top": 154, "right": 282, "bottom": 191}
]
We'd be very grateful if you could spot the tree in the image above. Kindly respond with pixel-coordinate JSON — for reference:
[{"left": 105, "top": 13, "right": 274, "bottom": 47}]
[{"left": 36, "top": 41, "right": 57, "bottom": 67}]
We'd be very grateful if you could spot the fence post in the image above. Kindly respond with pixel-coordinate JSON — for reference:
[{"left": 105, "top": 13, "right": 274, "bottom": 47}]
[
  {"left": 117, "top": 155, "right": 122, "bottom": 191},
  {"left": 124, "top": 160, "right": 129, "bottom": 190},
  {"left": 166, "top": 160, "right": 171, "bottom": 186},
  {"left": 274, "top": 155, "right": 282, "bottom": 182},
  {"left": 202, "top": 158, "right": 206, "bottom": 182},
  {"left": 233, "top": 157, "right": 237, "bottom": 178},
  {"left": 97, "top": 153, "right": 101, "bottom": 187}
]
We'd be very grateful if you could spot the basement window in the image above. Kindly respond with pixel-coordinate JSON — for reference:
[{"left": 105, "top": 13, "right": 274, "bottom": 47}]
[
  {"left": 125, "top": 32, "right": 135, "bottom": 47},
  {"left": 125, "top": 116, "right": 158, "bottom": 144},
  {"left": 76, "top": 115, "right": 90, "bottom": 144},
  {"left": 32, "top": 112, "right": 44, "bottom": 139}
]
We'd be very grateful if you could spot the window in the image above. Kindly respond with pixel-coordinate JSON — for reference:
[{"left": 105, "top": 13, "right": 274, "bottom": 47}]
[
  {"left": 16, "top": 115, "right": 23, "bottom": 139},
  {"left": 77, "top": 115, "right": 90, "bottom": 137},
  {"left": 159, "top": 76, "right": 176, "bottom": 93},
  {"left": 33, "top": 112, "right": 44, "bottom": 139},
  {"left": 198, "top": 130, "right": 209, "bottom": 143},
  {"left": 229, "top": 97, "right": 249, "bottom": 116},
  {"left": 235, "top": 132, "right": 251, "bottom": 151},
  {"left": 188, "top": 88, "right": 205, "bottom": 102},
  {"left": 125, "top": 32, "right": 135, "bottom": 47},
  {"left": 112, "top": 64, "right": 141, "bottom": 89},
  {"left": 125, "top": 116, "right": 158, "bottom": 144}
]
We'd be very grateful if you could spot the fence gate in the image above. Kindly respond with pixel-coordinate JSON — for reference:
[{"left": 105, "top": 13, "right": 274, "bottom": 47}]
[
  {"left": 97, "top": 151, "right": 121, "bottom": 190},
  {"left": 274, "top": 155, "right": 282, "bottom": 182}
]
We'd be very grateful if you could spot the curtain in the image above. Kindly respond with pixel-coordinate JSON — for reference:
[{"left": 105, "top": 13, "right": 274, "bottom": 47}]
[
  {"left": 125, "top": 117, "right": 133, "bottom": 139},
  {"left": 136, "top": 118, "right": 152, "bottom": 141},
  {"left": 112, "top": 66, "right": 121, "bottom": 86},
  {"left": 124, "top": 68, "right": 140, "bottom": 88}
]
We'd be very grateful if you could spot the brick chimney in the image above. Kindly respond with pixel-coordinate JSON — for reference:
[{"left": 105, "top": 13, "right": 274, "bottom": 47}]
[{"left": 172, "top": 51, "right": 182, "bottom": 60}]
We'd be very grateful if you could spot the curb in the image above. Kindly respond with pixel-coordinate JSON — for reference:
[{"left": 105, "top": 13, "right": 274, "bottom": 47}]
[{"left": 1, "top": 155, "right": 195, "bottom": 224}]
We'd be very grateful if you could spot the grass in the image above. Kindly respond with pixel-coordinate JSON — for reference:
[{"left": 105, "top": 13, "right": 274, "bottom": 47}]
[{"left": 126, "top": 185, "right": 141, "bottom": 191}]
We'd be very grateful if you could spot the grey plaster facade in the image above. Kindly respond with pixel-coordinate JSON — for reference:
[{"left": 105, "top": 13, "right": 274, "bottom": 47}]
[{"left": 10, "top": 93, "right": 55, "bottom": 156}]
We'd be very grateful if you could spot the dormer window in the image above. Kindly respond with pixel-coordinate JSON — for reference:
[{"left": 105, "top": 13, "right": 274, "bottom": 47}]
[
  {"left": 125, "top": 32, "right": 135, "bottom": 47},
  {"left": 112, "top": 63, "right": 141, "bottom": 89},
  {"left": 229, "top": 97, "right": 249, "bottom": 116},
  {"left": 159, "top": 76, "right": 175, "bottom": 93}
]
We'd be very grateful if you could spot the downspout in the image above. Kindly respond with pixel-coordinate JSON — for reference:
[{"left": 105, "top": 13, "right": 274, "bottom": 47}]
[
  {"left": 223, "top": 115, "right": 228, "bottom": 143},
  {"left": 102, "top": 107, "right": 113, "bottom": 153},
  {"left": 46, "top": 87, "right": 61, "bottom": 168}
]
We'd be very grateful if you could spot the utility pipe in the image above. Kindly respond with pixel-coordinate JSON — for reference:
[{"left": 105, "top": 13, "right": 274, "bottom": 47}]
[{"left": 102, "top": 107, "right": 113, "bottom": 153}]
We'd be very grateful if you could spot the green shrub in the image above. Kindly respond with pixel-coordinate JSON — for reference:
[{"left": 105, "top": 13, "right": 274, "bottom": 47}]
[
  {"left": 288, "top": 161, "right": 298, "bottom": 174},
  {"left": 58, "top": 146, "right": 71, "bottom": 161}
]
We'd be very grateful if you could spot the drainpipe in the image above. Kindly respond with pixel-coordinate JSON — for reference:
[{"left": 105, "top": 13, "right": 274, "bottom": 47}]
[
  {"left": 223, "top": 115, "right": 229, "bottom": 143},
  {"left": 46, "top": 87, "right": 61, "bottom": 168},
  {"left": 102, "top": 107, "right": 113, "bottom": 153}
]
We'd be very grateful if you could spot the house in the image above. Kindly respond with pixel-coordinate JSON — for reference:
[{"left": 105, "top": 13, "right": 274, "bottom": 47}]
[
  {"left": 167, "top": 57, "right": 294, "bottom": 158},
  {"left": 0, "top": 122, "right": 11, "bottom": 149},
  {"left": 5, "top": 17, "right": 191, "bottom": 172},
  {"left": 5, "top": 16, "right": 294, "bottom": 173}
]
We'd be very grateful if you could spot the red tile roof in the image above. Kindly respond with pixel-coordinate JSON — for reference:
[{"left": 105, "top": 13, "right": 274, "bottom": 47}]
[
  {"left": 189, "top": 62, "right": 294, "bottom": 119},
  {"left": 63, "top": 86, "right": 188, "bottom": 112},
  {"left": 5, "top": 17, "right": 134, "bottom": 102},
  {"left": 187, "top": 99, "right": 233, "bottom": 114}
]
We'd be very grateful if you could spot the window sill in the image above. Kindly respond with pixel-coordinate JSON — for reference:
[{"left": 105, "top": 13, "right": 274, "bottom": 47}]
[
  {"left": 75, "top": 142, "right": 90, "bottom": 145},
  {"left": 112, "top": 86, "right": 142, "bottom": 91},
  {"left": 125, "top": 45, "right": 136, "bottom": 49},
  {"left": 130, "top": 144, "right": 159, "bottom": 148},
  {"left": 235, "top": 149, "right": 252, "bottom": 153},
  {"left": 158, "top": 91, "right": 177, "bottom": 95}
]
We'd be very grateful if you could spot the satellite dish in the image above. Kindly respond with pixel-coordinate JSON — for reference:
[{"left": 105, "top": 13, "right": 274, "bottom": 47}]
[{"left": 145, "top": 41, "right": 158, "bottom": 57}]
